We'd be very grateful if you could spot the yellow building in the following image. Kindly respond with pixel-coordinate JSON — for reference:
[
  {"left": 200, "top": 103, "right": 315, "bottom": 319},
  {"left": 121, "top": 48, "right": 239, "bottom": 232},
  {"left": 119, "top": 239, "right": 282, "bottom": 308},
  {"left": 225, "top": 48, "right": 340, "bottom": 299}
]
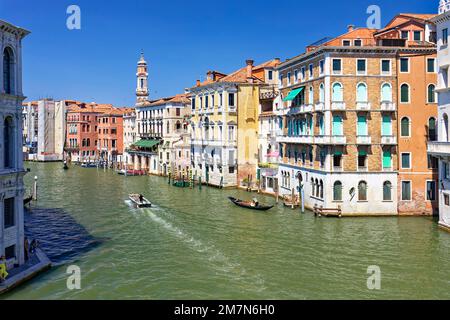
[{"left": 189, "top": 59, "right": 279, "bottom": 188}]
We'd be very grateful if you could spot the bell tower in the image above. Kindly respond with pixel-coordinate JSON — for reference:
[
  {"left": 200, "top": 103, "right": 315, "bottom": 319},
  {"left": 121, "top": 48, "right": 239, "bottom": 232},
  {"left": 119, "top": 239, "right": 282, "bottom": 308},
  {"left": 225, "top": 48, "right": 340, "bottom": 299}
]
[{"left": 136, "top": 51, "right": 149, "bottom": 103}]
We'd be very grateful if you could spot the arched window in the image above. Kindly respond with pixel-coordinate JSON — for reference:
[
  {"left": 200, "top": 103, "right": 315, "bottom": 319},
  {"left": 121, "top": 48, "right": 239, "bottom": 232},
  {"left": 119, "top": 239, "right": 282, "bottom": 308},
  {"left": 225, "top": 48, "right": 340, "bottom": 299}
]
[
  {"left": 332, "top": 83, "right": 343, "bottom": 102},
  {"left": 319, "top": 180, "right": 324, "bottom": 199},
  {"left": 401, "top": 117, "right": 410, "bottom": 137},
  {"left": 82, "top": 139, "right": 86, "bottom": 147},
  {"left": 3, "top": 47, "right": 14, "bottom": 95},
  {"left": 428, "top": 84, "right": 436, "bottom": 103},
  {"left": 315, "top": 179, "right": 319, "bottom": 197},
  {"left": 381, "top": 83, "right": 392, "bottom": 102},
  {"left": 428, "top": 117, "right": 437, "bottom": 141},
  {"left": 309, "top": 86, "right": 314, "bottom": 104},
  {"left": 333, "top": 181, "right": 342, "bottom": 201},
  {"left": 332, "top": 115, "right": 343, "bottom": 136},
  {"left": 311, "top": 178, "right": 315, "bottom": 195},
  {"left": 86, "top": 138, "right": 90, "bottom": 147},
  {"left": 176, "top": 121, "right": 181, "bottom": 131},
  {"left": 319, "top": 83, "right": 325, "bottom": 103},
  {"left": 358, "top": 181, "right": 368, "bottom": 201},
  {"left": 383, "top": 181, "right": 392, "bottom": 201},
  {"left": 444, "top": 114, "right": 449, "bottom": 142},
  {"left": 4, "top": 116, "right": 14, "bottom": 168},
  {"left": 356, "top": 83, "right": 368, "bottom": 102},
  {"left": 400, "top": 84, "right": 410, "bottom": 103}
]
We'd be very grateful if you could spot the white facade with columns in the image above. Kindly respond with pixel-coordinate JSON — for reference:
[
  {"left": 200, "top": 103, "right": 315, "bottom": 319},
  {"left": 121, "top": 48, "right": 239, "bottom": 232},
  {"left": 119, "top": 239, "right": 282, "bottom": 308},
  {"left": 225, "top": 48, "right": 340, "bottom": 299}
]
[
  {"left": 429, "top": 4, "right": 450, "bottom": 230},
  {"left": 0, "top": 20, "right": 29, "bottom": 267}
]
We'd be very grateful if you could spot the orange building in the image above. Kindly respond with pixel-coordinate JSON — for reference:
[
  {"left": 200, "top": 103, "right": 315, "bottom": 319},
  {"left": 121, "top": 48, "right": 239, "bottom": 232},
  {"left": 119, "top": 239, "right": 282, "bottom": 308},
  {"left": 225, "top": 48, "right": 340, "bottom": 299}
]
[
  {"left": 66, "top": 103, "right": 101, "bottom": 163},
  {"left": 375, "top": 14, "right": 438, "bottom": 215},
  {"left": 97, "top": 106, "right": 125, "bottom": 165}
]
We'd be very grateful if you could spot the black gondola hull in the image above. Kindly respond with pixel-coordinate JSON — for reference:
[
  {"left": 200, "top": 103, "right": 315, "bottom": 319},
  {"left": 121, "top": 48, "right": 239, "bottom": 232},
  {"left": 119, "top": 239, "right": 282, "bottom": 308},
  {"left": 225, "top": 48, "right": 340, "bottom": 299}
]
[{"left": 228, "top": 197, "right": 273, "bottom": 211}]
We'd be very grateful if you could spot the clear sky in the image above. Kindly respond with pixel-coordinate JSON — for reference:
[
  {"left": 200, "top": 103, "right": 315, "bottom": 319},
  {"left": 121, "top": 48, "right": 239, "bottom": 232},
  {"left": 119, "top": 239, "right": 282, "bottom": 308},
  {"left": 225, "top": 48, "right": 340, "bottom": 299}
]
[{"left": 1, "top": 0, "right": 437, "bottom": 106}]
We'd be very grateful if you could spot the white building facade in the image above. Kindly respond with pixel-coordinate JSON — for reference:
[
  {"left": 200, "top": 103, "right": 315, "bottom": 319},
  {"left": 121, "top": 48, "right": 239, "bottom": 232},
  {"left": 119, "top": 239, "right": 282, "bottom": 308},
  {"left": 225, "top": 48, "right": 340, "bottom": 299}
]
[
  {"left": 122, "top": 109, "right": 137, "bottom": 168},
  {"left": 0, "top": 20, "right": 29, "bottom": 268},
  {"left": 22, "top": 99, "right": 67, "bottom": 161},
  {"left": 429, "top": 2, "right": 450, "bottom": 230}
]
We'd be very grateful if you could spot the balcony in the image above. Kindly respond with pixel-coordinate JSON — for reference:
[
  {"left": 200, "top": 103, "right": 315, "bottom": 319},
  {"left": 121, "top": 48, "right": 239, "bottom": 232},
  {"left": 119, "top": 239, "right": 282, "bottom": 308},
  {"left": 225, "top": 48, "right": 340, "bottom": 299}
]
[
  {"left": 356, "top": 135, "right": 372, "bottom": 145},
  {"left": 303, "top": 104, "right": 314, "bottom": 113},
  {"left": 313, "top": 135, "right": 347, "bottom": 145},
  {"left": 331, "top": 101, "right": 346, "bottom": 111},
  {"left": 315, "top": 102, "right": 325, "bottom": 112},
  {"left": 381, "top": 135, "right": 397, "bottom": 145},
  {"left": 356, "top": 102, "right": 371, "bottom": 111},
  {"left": 330, "top": 136, "right": 347, "bottom": 145},
  {"left": 428, "top": 141, "right": 450, "bottom": 157},
  {"left": 380, "top": 101, "right": 396, "bottom": 111},
  {"left": 228, "top": 105, "right": 237, "bottom": 113},
  {"left": 277, "top": 135, "right": 313, "bottom": 144}
]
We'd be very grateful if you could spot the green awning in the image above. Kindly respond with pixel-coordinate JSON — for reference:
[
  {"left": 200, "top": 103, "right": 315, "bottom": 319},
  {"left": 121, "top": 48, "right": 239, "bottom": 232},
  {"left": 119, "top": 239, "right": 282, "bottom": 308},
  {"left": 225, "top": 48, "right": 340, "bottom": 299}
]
[
  {"left": 283, "top": 87, "right": 304, "bottom": 102},
  {"left": 133, "top": 139, "right": 160, "bottom": 149}
]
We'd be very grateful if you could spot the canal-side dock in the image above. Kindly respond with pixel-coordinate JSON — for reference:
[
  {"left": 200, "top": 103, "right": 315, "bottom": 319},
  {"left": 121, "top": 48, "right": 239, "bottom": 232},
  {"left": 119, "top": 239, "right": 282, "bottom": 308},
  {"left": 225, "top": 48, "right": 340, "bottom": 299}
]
[{"left": 0, "top": 248, "right": 51, "bottom": 295}]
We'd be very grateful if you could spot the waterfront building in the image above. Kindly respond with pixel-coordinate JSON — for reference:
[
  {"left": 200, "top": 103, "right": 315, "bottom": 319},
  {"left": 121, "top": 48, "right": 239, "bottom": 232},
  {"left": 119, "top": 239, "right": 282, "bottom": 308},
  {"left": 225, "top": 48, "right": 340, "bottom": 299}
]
[
  {"left": 276, "top": 14, "right": 437, "bottom": 216},
  {"left": 189, "top": 59, "right": 280, "bottom": 188},
  {"left": 97, "top": 106, "right": 125, "bottom": 166},
  {"left": 258, "top": 74, "right": 282, "bottom": 195},
  {"left": 130, "top": 53, "right": 191, "bottom": 176},
  {"left": 122, "top": 108, "right": 137, "bottom": 169},
  {"left": 22, "top": 101, "right": 38, "bottom": 157},
  {"left": 376, "top": 14, "right": 438, "bottom": 215},
  {"left": 65, "top": 103, "right": 102, "bottom": 163},
  {"left": 22, "top": 99, "right": 73, "bottom": 161},
  {"left": 132, "top": 94, "right": 190, "bottom": 175},
  {"left": 0, "top": 20, "right": 29, "bottom": 270},
  {"left": 428, "top": 1, "right": 450, "bottom": 230}
]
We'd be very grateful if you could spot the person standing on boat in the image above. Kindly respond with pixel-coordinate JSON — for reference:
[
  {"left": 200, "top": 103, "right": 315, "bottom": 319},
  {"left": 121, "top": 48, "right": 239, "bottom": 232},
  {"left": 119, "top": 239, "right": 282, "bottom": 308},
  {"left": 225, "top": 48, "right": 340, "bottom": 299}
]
[
  {"left": 139, "top": 194, "right": 144, "bottom": 203},
  {"left": 0, "top": 256, "right": 8, "bottom": 283}
]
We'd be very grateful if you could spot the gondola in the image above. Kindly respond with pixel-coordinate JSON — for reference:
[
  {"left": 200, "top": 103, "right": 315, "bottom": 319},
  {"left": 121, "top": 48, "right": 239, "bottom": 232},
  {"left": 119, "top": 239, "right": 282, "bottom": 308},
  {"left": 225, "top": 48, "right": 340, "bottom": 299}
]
[
  {"left": 128, "top": 194, "right": 152, "bottom": 208},
  {"left": 23, "top": 195, "right": 33, "bottom": 206},
  {"left": 228, "top": 197, "right": 274, "bottom": 211}
]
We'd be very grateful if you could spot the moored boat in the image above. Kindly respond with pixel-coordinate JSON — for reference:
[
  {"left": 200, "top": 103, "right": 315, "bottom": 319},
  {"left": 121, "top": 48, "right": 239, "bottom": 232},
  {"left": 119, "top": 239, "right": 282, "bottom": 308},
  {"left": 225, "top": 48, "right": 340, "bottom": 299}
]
[
  {"left": 128, "top": 194, "right": 152, "bottom": 208},
  {"left": 81, "top": 162, "right": 97, "bottom": 168},
  {"left": 23, "top": 195, "right": 33, "bottom": 206},
  {"left": 228, "top": 197, "right": 273, "bottom": 211}
]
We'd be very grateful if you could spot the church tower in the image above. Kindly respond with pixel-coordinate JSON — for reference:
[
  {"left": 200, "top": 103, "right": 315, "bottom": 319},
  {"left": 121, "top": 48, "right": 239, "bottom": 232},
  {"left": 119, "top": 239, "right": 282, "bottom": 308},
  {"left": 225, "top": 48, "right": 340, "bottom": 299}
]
[{"left": 136, "top": 51, "right": 149, "bottom": 103}]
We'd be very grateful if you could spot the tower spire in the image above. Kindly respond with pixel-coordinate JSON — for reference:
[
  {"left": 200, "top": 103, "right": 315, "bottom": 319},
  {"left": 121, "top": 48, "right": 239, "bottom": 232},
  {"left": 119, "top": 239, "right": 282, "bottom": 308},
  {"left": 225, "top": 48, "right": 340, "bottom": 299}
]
[{"left": 136, "top": 51, "right": 149, "bottom": 104}]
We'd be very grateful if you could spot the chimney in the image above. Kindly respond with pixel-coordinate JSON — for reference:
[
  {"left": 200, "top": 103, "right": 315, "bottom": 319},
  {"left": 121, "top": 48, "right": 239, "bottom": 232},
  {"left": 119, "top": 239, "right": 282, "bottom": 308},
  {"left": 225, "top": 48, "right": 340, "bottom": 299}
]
[
  {"left": 196, "top": 80, "right": 201, "bottom": 87},
  {"left": 347, "top": 24, "right": 355, "bottom": 33},
  {"left": 246, "top": 59, "right": 254, "bottom": 82},
  {"left": 206, "top": 71, "right": 212, "bottom": 81},
  {"left": 274, "top": 58, "right": 281, "bottom": 65}
]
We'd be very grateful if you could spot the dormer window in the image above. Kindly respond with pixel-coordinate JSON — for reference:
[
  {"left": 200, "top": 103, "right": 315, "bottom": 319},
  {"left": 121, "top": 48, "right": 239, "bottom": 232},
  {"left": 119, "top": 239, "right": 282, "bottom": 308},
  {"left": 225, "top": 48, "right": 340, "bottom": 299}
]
[
  {"left": 414, "top": 31, "right": 422, "bottom": 41},
  {"left": 354, "top": 39, "right": 362, "bottom": 47},
  {"left": 342, "top": 40, "right": 351, "bottom": 46},
  {"left": 401, "top": 31, "right": 409, "bottom": 40}
]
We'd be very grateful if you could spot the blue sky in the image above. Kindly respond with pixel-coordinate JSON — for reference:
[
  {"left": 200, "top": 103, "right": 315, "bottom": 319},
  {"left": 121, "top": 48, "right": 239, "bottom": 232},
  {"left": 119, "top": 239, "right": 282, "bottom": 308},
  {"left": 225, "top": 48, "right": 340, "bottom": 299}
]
[{"left": 1, "top": 0, "right": 437, "bottom": 106}]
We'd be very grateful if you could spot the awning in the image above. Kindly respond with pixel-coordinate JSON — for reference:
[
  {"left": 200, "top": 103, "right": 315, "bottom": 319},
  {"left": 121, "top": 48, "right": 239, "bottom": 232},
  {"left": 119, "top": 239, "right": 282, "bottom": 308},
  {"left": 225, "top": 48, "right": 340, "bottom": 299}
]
[
  {"left": 133, "top": 139, "right": 160, "bottom": 149},
  {"left": 283, "top": 87, "right": 304, "bottom": 102}
]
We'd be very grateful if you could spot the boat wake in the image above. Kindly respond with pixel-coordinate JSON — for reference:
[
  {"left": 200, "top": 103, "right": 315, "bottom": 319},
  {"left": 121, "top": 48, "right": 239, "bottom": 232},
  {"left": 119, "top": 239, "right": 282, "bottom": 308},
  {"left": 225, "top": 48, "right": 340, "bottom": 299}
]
[{"left": 142, "top": 209, "right": 266, "bottom": 293}]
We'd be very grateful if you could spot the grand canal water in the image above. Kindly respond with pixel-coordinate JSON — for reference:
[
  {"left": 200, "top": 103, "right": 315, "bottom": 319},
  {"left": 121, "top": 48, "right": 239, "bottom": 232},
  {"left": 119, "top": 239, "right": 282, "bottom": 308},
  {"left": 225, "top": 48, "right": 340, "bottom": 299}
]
[{"left": 3, "top": 162, "right": 450, "bottom": 299}]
